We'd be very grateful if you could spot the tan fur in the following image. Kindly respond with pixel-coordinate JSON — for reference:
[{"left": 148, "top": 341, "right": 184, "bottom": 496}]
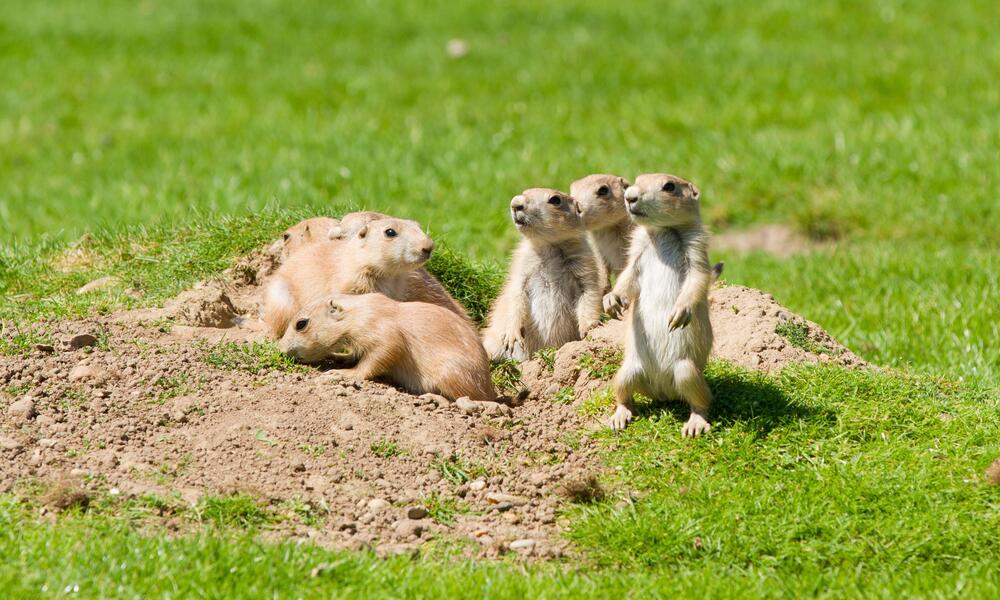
[
  {"left": 570, "top": 174, "right": 633, "bottom": 279},
  {"left": 278, "top": 294, "right": 495, "bottom": 402},
  {"left": 268, "top": 217, "right": 340, "bottom": 261},
  {"left": 263, "top": 216, "right": 469, "bottom": 338},
  {"left": 482, "top": 188, "right": 603, "bottom": 361},
  {"left": 329, "top": 211, "right": 391, "bottom": 241},
  {"left": 603, "top": 173, "right": 714, "bottom": 437}
]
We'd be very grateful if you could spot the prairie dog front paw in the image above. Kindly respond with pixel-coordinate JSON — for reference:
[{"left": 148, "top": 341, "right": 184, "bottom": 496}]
[{"left": 602, "top": 293, "right": 629, "bottom": 317}]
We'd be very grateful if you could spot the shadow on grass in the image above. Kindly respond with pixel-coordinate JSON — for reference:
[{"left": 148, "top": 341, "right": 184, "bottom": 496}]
[{"left": 632, "top": 362, "right": 835, "bottom": 435}]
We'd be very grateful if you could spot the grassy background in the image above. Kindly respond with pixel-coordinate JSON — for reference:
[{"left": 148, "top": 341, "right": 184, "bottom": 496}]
[{"left": 1, "top": 0, "right": 999, "bottom": 597}]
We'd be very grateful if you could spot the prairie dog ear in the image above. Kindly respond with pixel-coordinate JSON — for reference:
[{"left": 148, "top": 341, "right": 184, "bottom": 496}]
[
  {"left": 328, "top": 225, "right": 346, "bottom": 240},
  {"left": 328, "top": 299, "right": 345, "bottom": 319},
  {"left": 356, "top": 223, "right": 369, "bottom": 239},
  {"left": 619, "top": 177, "right": 631, "bottom": 190},
  {"left": 691, "top": 184, "right": 701, "bottom": 200},
  {"left": 301, "top": 224, "right": 313, "bottom": 241}
]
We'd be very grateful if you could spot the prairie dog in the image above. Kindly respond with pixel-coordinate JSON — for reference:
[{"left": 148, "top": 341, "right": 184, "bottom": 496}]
[
  {"left": 264, "top": 217, "right": 435, "bottom": 338},
  {"left": 482, "top": 188, "right": 603, "bottom": 361},
  {"left": 279, "top": 294, "right": 496, "bottom": 402},
  {"left": 268, "top": 217, "right": 340, "bottom": 260},
  {"left": 329, "top": 211, "right": 390, "bottom": 241},
  {"left": 603, "top": 173, "right": 714, "bottom": 437},
  {"left": 571, "top": 174, "right": 632, "bottom": 278}
]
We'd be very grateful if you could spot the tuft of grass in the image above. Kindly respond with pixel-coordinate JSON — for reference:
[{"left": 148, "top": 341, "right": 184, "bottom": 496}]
[
  {"left": 578, "top": 348, "right": 623, "bottom": 381},
  {"left": 553, "top": 386, "right": 575, "bottom": 405},
  {"left": 490, "top": 359, "right": 524, "bottom": 395},
  {"left": 533, "top": 347, "right": 557, "bottom": 372},
  {"left": 424, "top": 244, "right": 504, "bottom": 325},
  {"left": 421, "top": 492, "right": 462, "bottom": 526},
  {"left": 197, "top": 494, "right": 274, "bottom": 529},
  {"left": 433, "top": 456, "right": 486, "bottom": 486},
  {"left": 202, "top": 341, "right": 309, "bottom": 375},
  {"left": 370, "top": 439, "right": 403, "bottom": 459},
  {"left": 775, "top": 319, "right": 833, "bottom": 355}
]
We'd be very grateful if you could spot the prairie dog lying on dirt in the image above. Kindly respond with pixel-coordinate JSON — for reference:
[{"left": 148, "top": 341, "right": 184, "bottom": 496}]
[
  {"left": 328, "top": 211, "right": 390, "bottom": 241},
  {"left": 571, "top": 174, "right": 632, "bottom": 279},
  {"left": 268, "top": 217, "right": 340, "bottom": 260},
  {"left": 603, "top": 174, "right": 714, "bottom": 437},
  {"left": 279, "top": 294, "right": 496, "bottom": 402},
  {"left": 482, "top": 189, "right": 604, "bottom": 361},
  {"left": 264, "top": 217, "right": 462, "bottom": 337}
]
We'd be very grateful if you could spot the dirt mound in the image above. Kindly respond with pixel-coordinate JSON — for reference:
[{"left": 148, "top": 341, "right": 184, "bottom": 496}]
[
  {"left": 521, "top": 285, "right": 866, "bottom": 403},
  {"left": 1, "top": 244, "right": 867, "bottom": 560}
]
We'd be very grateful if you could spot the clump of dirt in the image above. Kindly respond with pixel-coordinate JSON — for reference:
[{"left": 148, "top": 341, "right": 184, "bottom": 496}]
[
  {"left": 986, "top": 458, "right": 1000, "bottom": 486},
  {"left": 1, "top": 241, "right": 868, "bottom": 561},
  {"left": 713, "top": 224, "right": 815, "bottom": 256},
  {"left": 521, "top": 285, "right": 867, "bottom": 404}
]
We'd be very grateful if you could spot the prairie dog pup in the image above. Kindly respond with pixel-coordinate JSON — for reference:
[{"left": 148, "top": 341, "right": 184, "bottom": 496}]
[
  {"left": 571, "top": 174, "right": 632, "bottom": 278},
  {"left": 279, "top": 294, "right": 496, "bottom": 402},
  {"left": 268, "top": 217, "right": 340, "bottom": 260},
  {"left": 603, "top": 174, "right": 714, "bottom": 437},
  {"left": 482, "top": 189, "right": 603, "bottom": 361},
  {"left": 263, "top": 217, "right": 435, "bottom": 338}
]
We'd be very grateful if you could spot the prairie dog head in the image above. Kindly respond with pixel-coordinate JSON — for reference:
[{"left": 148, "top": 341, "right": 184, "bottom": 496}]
[
  {"left": 269, "top": 217, "right": 339, "bottom": 259},
  {"left": 329, "top": 211, "right": 391, "bottom": 240},
  {"left": 346, "top": 217, "right": 434, "bottom": 274},
  {"left": 278, "top": 295, "right": 368, "bottom": 364},
  {"left": 570, "top": 174, "right": 631, "bottom": 231},
  {"left": 624, "top": 174, "right": 702, "bottom": 228},
  {"left": 509, "top": 188, "right": 584, "bottom": 243}
]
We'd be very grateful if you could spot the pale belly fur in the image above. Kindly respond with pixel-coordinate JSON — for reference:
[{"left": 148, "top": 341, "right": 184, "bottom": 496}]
[{"left": 524, "top": 264, "right": 581, "bottom": 351}]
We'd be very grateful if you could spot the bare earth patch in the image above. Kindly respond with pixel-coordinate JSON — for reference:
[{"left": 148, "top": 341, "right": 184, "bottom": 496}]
[{"left": 0, "top": 248, "right": 867, "bottom": 560}]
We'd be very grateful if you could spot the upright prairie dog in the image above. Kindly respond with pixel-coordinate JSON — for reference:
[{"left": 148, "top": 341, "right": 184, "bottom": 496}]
[
  {"left": 279, "top": 293, "right": 496, "bottom": 402},
  {"left": 263, "top": 217, "right": 463, "bottom": 337},
  {"left": 603, "top": 173, "right": 714, "bottom": 437},
  {"left": 482, "top": 188, "right": 604, "bottom": 361},
  {"left": 571, "top": 174, "right": 633, "bottom": 279},
  {"left": 268, "top": 216, "right": 340, "bottom": 261}
]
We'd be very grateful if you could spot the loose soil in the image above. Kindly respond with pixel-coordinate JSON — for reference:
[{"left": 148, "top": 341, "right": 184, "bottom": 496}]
[{"left": 0, "top": 246, "right": 866, "bottom": 560}]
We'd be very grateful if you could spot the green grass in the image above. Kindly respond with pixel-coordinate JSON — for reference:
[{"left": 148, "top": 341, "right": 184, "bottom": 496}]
[
  {"left": 775, "top": 319, "right": 833, "bottom": 355},
  {"left": 1, "top": 0, "right": 999, "bottom": 596},
  {"left": 201, "top": 341, "right": 310, "bottom": 375},
  {"left": 370, "top": 439, "right": 404, "bottom": 459}
]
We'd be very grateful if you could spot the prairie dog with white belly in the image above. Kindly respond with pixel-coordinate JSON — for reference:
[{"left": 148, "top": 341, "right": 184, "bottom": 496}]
[
  {"left": 571, "top": 174, "right": 632, "bottom": 280},
  {"left": 279, "top": 293, "right": 495, "bottom": 402},
  {"left": 603, "top": 174, "right": 714, "bottom": 437},
  {"left": 482, "top": 188, "right": 603, "bottom": 361}
]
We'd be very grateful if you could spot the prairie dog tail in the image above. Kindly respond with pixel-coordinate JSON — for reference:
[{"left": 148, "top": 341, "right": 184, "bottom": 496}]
[{"left": 711, "top": 262, "right": 724, "bottom": 283}]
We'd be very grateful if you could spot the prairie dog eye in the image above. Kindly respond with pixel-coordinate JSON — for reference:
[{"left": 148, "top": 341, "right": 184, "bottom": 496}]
[
  {"left": 384, "top": 228, "right": 398, "bottom": 238},
  {"left": 662, "top": 181, "right": 677, "bottom": 193},
  {"left": 547, "top": 195, "right": 562, "bottom": 206},
  {"left": 282, "top": 233, "right": 291, "bottom": 241},
  {"left": 596, "top": 185, "right": 610, "bottom": 197},
  {"left": 294, "top": 318, "right": 309, "bottom": 332}
]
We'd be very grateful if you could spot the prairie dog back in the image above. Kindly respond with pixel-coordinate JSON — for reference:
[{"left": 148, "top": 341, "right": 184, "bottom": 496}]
[{"left": 268, "top": 216, "right": 340, "bottom": 261}]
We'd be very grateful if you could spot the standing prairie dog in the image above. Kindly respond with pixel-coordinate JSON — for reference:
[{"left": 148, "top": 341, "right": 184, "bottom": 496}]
[
  {"left": 571, "top": 174, "right": 633, "bottom": 279},
  {"left": 482, "top": 188, "right": 604, "bottom": 361},
  {"left": 268, "top": 217, "right": 340, "bottom": 261},
  {"left": 603, "top": 174, "right": 714, "bottom": 437},
  {"left": 263, "top": 217, "right": 465, "bottom": 337},
  {"left": 279, "top": 294, "right": 496, "bottom": 402}
]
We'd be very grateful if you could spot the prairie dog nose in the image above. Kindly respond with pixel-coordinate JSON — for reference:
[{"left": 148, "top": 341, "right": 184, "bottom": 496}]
[
  {"left": 421, "top": 240, "right": 435, "bottom": 257},
  {"left": 624, "top": 186, "right": 640, "bottom": 204},
  {"left": 510, "top": 195, "right": 526, "bottom": 212}
]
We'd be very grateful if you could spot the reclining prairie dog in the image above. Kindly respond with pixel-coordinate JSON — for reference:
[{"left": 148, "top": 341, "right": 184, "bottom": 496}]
[
  {"left": 603, "top": 173, "right": 714, "bottom": 437},
  {"left": 329, "top": 211, "right": 390, "bottom": 241},
  {"left": 279, "top": 293, "right": 496, "bottom": 402},
  {"left": 268, "top": 216, "right": 340, "bottom": 261},
  {"left": 571, "top": 174, "right": 632, "bottom": 279},
  {"left": 482, "top": 188, "right": 603, "bottom": 361},
  {"left": 263, "top": 217, "right": 466, "bottom": 337}
]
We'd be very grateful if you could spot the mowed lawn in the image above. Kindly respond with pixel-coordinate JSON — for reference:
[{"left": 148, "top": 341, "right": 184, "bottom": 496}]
[{"left": 1, "top": 0, "right": 998, "bottom": 598}]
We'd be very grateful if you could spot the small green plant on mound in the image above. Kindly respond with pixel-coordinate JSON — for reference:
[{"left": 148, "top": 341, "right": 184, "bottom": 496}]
[
  {"left": 421, "top": 492, "right": 462, "bottom": 526},
  {"left": 533, "top": 347, "right": 557, "bottom": 372},
  {"left": 370, "top": 439, "right": 403, "bottom": 458},
  {"left": 579, "top": 348, "right": 623, "bottom": 380},
  {"left": 775, "top": 320, "right": 833, "bottom": 355},
  {"left": 197, "top": 494, "right": 274, "bottom": 529},
  {"left": 553, "top": 386, "right": 575, "bottom": 404},
  {"left": 490, "top": 359, "right": 523, "bottom": 395},
  {"left": 433, "top": 455, "right": 486, "bottom": 486},
  {"left": 202, "top": 341, "right": 310, "bottom": 375}
]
